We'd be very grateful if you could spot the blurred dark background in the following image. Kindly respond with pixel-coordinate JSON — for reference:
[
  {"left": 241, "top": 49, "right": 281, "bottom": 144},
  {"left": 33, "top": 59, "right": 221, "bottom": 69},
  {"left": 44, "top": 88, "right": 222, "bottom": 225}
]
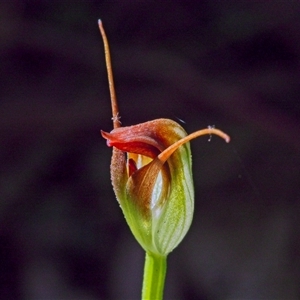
[{"left": 1, "top": 1, "right": 300, "bottom": 299}]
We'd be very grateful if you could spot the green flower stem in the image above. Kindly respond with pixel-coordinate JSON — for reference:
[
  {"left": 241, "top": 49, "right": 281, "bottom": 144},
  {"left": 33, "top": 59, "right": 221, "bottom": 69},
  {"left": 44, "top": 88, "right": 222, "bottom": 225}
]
[{"left": 142, "top": 252, "right": 167, "bottom": 300}]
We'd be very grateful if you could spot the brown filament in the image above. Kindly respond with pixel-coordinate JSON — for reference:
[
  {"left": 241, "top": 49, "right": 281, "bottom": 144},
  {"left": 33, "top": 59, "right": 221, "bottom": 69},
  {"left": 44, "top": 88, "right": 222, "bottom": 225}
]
[
  {"left": 158, "top": 128, "right": 230, "bottom": 163},
  {"left": 98, "top": 19, "right": 120, "bottom": 129}
]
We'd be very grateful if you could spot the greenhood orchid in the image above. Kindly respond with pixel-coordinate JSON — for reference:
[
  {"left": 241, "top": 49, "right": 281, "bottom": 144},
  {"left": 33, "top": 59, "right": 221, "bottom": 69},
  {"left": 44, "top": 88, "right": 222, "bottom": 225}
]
[
  {"left": 98, "top": 19, "right": 230, "bottom": 299},
  {"left": 101, "top": 119, "right": 229, "bottom": 256}
]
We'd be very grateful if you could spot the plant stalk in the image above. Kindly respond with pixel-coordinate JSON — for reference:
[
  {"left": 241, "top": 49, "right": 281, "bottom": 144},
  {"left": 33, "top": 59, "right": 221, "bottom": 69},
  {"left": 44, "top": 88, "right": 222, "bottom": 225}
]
[{"left": 142, "top": 252, "right": 167, "bottom": 300}]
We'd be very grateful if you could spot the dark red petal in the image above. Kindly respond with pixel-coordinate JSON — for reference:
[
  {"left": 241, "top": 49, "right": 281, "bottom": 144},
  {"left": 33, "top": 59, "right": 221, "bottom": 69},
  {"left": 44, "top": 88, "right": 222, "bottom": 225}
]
[{"left": 101, "top": 130, "right": 160, "bottom": 158}]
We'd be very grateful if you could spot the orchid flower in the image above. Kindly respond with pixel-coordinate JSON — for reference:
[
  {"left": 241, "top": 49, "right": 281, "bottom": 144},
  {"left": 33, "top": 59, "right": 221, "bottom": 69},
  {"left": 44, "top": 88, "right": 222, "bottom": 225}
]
[{"left": 98, "top": 20, "right": 230, "bottom": 300}]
